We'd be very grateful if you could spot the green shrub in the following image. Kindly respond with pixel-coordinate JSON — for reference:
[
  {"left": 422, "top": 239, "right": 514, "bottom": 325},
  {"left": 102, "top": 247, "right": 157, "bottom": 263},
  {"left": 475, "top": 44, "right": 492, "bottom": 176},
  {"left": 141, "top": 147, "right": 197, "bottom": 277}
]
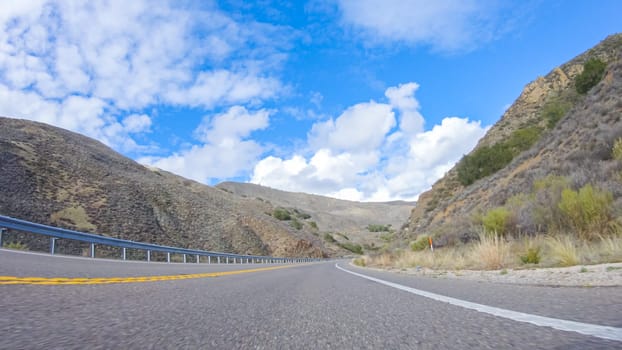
[
  {"left": 290, "top": 218, "right": 303, "bottom": 230},
  {"left": 612, "top": 138, "right": 622, "bottom": 161},
  {"left": 410, "top": 236, "right": 430, "bottom": 251},
  {"left": 520, "top": 247, "right": 541, "bottom": 264},
  {"left": 506, "top": 126, "right": 542, "bottom": 153},
  {"left": 575, "top": 58, "right": 607, "bottom": 94},
  {"left": 324, "top": 233, "right": 337, "bottom": 243},
  {"left": 338, "top": 242, "right": 363, "bottom": 255},
  {"left": 336, "top": 232, "right": 350, "bottom": 240},
  {"left": 367, "top": 224, "right": 391, "bottom": 232},
  {"left": 542, "top": 99, "right": 572, "bottom": 129},
  {"left": 457, "top": 144, "right": 514, "bottom": 186},
  {"left": 273, "top": 208, "right": 291, "bottom": 221},
  {"left": 379, "top": 232, "right": 395, "bottom": 242},
  {"left": 309, "top": 221, "right": 318, "bottom": 230},
  {"left": 558, "top": 185, "right": 613, "bottom": 240},
  {"left": 353, "top": 257, "right": 366, "bottom": 266},
  {"left": 4, "top": 241, "right": 28, "bottom": 250},
  {"left": 457, "top": 127, "right": 544, "bottom": 186},
  {"left": 482, "top": 207, "right": 511, "bottom": 237}
]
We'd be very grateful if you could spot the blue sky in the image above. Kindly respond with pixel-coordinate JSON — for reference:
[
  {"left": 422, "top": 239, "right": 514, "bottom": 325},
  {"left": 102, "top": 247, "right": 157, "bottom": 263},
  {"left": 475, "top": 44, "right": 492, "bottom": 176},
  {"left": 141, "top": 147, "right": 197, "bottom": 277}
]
[{"left": 1, "top": 1, "right": 621, "bottom": 201}]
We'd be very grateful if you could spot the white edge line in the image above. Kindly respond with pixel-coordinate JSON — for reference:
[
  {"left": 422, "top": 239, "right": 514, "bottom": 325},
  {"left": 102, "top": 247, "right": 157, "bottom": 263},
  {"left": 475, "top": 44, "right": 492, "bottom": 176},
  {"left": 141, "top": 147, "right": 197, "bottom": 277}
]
[{"left": 336, "top": 263, "right": 622, "bottom": 342}]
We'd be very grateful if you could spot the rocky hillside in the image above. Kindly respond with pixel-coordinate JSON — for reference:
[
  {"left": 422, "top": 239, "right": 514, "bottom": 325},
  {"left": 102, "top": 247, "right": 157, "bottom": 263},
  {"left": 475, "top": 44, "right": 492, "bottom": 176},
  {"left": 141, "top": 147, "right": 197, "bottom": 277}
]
[
  {"left": 404, "top": 33, "right": 622, "bottom": 245},
  {"left": 0, "top": 118, "right": 328, "bottom": 258},
  {"left": 218, "top": 181, "right": 414, "bottom": 251}
]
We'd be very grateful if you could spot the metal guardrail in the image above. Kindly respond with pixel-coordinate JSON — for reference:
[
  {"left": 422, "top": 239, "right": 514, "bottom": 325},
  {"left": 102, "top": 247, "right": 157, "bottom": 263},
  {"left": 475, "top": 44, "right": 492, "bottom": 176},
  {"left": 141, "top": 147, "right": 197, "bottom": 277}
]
[{"left": 0, "top": 215, "right": 318, "bottom": 264}]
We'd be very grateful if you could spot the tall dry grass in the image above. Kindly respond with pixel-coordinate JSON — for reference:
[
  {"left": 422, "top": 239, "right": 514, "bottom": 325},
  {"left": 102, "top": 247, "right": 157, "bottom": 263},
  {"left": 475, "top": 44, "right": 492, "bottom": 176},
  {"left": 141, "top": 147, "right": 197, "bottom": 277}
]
[
  {"left": 469, "top": 233, "right": 510, "bottom": 270},
  {"left": 363, "top": 232, "right": 622, "bottom": 271}
]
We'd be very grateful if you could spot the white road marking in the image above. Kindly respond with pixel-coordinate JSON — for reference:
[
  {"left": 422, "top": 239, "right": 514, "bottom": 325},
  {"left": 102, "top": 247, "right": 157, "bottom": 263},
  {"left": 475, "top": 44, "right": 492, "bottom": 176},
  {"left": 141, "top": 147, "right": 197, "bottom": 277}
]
[{"left": 336, "top": 263, "right": 622, "bottom": 342}]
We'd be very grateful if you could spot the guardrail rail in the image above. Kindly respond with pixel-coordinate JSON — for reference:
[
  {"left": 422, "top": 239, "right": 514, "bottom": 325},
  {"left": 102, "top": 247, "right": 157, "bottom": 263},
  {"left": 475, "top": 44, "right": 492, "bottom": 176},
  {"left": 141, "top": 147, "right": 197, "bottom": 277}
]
[{"left": 0, "top": 215, "right": 319, "bottom": 264}]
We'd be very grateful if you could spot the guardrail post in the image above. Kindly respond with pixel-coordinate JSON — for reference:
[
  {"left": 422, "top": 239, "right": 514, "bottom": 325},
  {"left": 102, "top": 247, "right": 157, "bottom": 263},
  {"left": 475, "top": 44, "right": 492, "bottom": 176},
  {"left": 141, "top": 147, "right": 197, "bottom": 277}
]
[
  {"left": 183, "top": 254, "right": 186, "bottom": 263},
  {"left": 208, "top": 256, "right": 211, "bottom": 264},
  {"left": 0, "top": 228, "right": 5, "bottom": 247},
  {"left": 122, "top": 247, "right": 126, "bottom": 260},
  {"left": 147, "top": 250, "right": 151, "bottom": 262},
  {"left": 167, "top": 252, "right": 171, "bottom": 263},
  {"left": 196, "top": 255, "right": 199, "bottom": 264},
  {"left": 90, "top": 243, "right": 95, "bottom": 258},
  {"left": 217, "top": 256, "right": 220, "bottom": 264},
  {"left": 50, "top": 237, "right": 57, "bottom": 255}
]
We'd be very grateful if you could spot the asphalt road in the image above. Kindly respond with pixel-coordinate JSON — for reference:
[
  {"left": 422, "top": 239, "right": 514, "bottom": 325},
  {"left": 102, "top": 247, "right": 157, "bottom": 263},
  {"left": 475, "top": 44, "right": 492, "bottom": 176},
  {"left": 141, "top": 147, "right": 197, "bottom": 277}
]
[{"left": 1, "top": 249, "right": 621, "bottom": 349}]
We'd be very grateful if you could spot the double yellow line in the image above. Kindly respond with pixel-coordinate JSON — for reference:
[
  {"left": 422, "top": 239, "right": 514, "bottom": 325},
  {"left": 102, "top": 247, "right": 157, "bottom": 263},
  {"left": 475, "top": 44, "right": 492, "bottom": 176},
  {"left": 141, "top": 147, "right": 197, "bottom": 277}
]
[{"left": 0, "top": 265, "right": 294, "bottom": 285}]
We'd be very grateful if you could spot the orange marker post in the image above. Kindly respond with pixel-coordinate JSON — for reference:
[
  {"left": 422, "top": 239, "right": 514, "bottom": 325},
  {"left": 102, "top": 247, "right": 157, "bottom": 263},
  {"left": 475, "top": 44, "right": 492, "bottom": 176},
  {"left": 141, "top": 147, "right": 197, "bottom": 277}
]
[{"left": 429, "top": 237, "right": 434, "bottom": 252}]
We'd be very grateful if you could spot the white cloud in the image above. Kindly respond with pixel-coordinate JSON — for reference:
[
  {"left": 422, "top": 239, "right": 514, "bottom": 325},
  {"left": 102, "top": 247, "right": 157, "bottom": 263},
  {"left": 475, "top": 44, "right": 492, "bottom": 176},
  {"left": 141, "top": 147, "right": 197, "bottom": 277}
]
[
  {"left": 337, "top": 0, "right": 505, "bottom": 52},
  {"left": 309, "top": 101, "right": 395, "bottom": 153},
  {"left": 251, "top": 82, "right": 488, "bottom": 201},
  {"left": 0, "top": 0, "right": 286, "bottom": 152},
  {"left": 141, "top": 106, "right": 271, "bottom": 183}
]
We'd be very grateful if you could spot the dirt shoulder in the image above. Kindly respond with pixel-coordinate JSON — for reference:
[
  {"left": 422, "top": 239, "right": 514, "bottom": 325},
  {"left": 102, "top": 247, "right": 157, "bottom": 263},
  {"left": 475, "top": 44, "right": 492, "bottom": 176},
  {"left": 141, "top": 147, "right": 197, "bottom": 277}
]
[{"left": 362, "top": 262, "right": 622, "bottom": 287}]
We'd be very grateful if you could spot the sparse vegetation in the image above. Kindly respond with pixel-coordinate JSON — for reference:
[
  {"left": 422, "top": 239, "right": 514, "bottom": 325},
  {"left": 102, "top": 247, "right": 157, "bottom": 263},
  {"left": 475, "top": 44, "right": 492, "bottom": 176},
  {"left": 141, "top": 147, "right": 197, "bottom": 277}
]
[
  {"left": 353, "top": 257, "right": 367, "bottom": 267},
  {"left": 520, "top": 247, "right": 541, "bottom": 264},
  {"left": 290, "top": 218, "right": 303, "bottom": 230},
  {"left": 547, "top": 236, "right": 580, "bottom": 267},
  {"left": 410, "top": 236, "right": 430, "bottom": 252},
  {"left": 338, "top": 242, "right": 363, "bottom": 255},
  {"left": 309, "top": 221, "right": 318, "bottom": 230},
  {"left": 612, "top": 138, "right": 622, "bottom": 161},
  {"left": 323, "top": 233, "right": 337, "bottom": 243},
  {"left": 272, "top": 208, "right": 292, "bottom": 221},
  {"left": 575, "top": 58, "right": 607, "bottom": 94},
  {"left": 367, "top": 224, "right": 391, "bottom": 232},
  {"left": 4, "top": 241, "right": 28, "bottom": 250},
  {"left": 542, "top": 98, "right": 573, "bottom": 129}
]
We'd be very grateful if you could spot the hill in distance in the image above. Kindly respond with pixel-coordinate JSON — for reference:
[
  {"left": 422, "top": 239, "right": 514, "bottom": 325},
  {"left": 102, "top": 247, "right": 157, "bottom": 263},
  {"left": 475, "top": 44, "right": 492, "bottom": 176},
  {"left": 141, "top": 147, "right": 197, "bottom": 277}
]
[
  {"left": 0, "top": 118, "right": 331, "bottom": 258},
  {"left": 217, "top": 181, "right": 414, "bottom": 253}
]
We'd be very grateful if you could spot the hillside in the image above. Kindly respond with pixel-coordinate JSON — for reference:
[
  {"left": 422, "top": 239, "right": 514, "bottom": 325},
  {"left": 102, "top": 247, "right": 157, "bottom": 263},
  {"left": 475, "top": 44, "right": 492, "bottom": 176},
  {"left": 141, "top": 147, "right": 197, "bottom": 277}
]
[
  {"left": 0, "top": 118, "right": 328, "bottom": 258},
  {"left": 217, "top": 181, "right": 414, "bottom": 252},
  {"left": 404, "top": 33, "right": 622, "bottom": 246}
]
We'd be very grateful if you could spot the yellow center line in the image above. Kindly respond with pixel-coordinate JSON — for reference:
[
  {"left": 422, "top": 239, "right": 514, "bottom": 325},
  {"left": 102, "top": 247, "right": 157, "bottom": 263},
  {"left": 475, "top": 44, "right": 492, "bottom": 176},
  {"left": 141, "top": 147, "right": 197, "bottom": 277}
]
[{"left": 0, "top": 264, "right": 299, "bottom": 285}]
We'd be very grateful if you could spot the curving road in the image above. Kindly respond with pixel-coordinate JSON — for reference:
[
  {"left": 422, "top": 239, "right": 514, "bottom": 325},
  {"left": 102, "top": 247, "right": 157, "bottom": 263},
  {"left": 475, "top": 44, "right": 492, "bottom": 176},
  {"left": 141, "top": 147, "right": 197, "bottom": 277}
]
[{"left": 1, "top": 249, "right": 621, "bottom": 349}]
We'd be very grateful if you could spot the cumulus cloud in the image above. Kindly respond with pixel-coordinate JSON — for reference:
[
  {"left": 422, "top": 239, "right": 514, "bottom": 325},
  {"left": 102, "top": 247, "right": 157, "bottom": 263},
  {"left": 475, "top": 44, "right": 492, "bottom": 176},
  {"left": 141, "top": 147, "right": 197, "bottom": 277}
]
[
  {"left": 141, "top": 106, "right": 271, "bottom": 183},
  {"left": 251, "top": 83, "right": 488, "bottom": 201},
  {"left": 0, "top": 0, "right": 286, "bottom": 152},
  {"left": 337, "top": 0, "right": 508, "bottom": 52}
]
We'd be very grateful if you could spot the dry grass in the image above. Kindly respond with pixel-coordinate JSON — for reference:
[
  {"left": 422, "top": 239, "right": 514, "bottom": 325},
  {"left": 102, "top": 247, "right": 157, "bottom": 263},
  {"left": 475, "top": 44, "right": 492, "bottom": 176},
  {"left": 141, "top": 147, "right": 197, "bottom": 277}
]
[
  {"left": 469, "top": 234, "right": 510, "bottom": 270},
  {"left": 365, "top": 233, "right": 622, "bottom": 271},
  {"left": 545, "top": 235, "right": 580, "bottom": 267}
]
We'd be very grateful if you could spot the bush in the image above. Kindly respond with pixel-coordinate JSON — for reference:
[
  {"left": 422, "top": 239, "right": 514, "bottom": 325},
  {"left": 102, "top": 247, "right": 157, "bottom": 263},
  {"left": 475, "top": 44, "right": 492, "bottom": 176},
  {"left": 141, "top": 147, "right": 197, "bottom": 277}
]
[
  {"left": 612, "top": 138, "right": 622, "bottom": 161},
  {"left": 290, "top": 218, "right": 303, "bottom": 230},
  {"left": 367, "top": 224, "right": 391, "bottom": 232},
  {"left": 338, "top": 242, "right": 363, "bottom": 255},
  {"left": 558, "top": 185, "right": 613, "bottom": 240},
  {"left": 520, "top": 247, "right": 541, "bottom": 264},
  {"left": 457, "top": 127, "right": 544, "bottom": 186},
  {"left": 575, "top": 58, "right": 607, "bottom": 94},
  {"left": 4, "top": 241, "right": 28, "bottom": 250},
  {"left": 542, "top": 99, "right": 572, "bottom": 129},
  {"left": 457, "top": 144, "right": 514, "bottom": 186},
  {"left": 323, "top": 233, "right": 336, "bottom": 243},
  {"left": 273, "top": 208, "right": 291, "bottom": 221},
  {"left": 410, "top": 236, "right": 430, "bottom": 251},
  {"left": 506, "top": 126, "right": 542, "bottom": 153},
  {"left": 482, "top": 207, "right": 511, "bottom": 237},
  {"left": 309, "top": 221, "right": 318, "bottom": 230}
]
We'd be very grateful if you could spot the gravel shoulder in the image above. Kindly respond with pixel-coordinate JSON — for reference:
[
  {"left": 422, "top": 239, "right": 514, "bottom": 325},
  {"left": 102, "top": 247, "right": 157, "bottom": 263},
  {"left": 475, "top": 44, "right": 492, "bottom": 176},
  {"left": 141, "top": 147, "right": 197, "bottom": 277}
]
[{"left": 364, "top": 262, "right": 622, "bottom": 287}]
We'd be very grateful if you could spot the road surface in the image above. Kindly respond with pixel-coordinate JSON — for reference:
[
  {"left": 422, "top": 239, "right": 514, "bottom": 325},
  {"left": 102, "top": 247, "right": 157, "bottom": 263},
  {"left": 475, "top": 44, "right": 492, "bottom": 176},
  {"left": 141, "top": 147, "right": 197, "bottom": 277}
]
[{"left": 1, "top": 249, "right": 621, "bottom": 349}]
